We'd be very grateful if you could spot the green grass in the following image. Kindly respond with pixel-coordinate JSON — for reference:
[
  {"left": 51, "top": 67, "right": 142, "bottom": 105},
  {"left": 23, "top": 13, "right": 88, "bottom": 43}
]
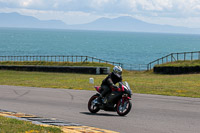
[
  {"left": 155, "top": 60, "right": 200, "bottom": 67},
  {"left": 0, "top": 116, "right": 62, "bottom": 133},
  {"left": 125, "top": 71, "right": 200, "bottom": 97},
  {"left": 0, "top": 70, "right": 200, "bottom": 98}
]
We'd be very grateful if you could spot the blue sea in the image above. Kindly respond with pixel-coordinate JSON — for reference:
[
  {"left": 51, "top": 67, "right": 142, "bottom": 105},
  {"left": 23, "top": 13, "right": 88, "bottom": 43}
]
[{"left": 0, "top": 27, "right": 200, "bottom": 69}]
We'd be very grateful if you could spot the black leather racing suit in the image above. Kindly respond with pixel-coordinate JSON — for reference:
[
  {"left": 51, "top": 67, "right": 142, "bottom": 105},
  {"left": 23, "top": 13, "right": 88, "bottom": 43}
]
[{"left": 100, "top": 72, "right": 122, "bottom": 97}]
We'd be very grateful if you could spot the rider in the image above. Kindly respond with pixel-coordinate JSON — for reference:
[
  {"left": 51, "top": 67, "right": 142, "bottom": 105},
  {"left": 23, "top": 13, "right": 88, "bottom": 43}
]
[{"left": 97, "top": 66, "right": 123, "bottom": 104}]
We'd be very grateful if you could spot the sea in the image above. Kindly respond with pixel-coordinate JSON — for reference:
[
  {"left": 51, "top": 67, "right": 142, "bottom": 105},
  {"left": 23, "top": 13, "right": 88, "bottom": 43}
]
[{"left": 0, "top": 27, "right": 200, "bottom": 70}]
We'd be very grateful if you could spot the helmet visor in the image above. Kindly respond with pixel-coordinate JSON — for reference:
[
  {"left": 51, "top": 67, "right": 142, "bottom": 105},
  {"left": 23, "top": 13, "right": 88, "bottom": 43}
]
[{"left": 118, "top": 71, "right": 122, "bottom": 75}]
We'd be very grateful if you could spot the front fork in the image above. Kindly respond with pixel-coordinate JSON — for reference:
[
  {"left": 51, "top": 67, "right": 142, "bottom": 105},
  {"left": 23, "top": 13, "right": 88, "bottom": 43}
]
[{"left": 119, "top": 96, "right": 131, "bottom": 111}]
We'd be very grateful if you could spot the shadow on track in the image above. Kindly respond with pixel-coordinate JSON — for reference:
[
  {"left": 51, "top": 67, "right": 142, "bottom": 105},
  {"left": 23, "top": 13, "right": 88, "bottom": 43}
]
[{"left": 80, "top": 112, "right": 123, "bottom": 117}]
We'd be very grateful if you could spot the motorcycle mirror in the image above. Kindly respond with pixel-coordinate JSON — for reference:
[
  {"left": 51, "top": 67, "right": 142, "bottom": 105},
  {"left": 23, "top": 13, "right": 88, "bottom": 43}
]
[{"left": 89, "top": 78, "right": 94, "bottom": 84}]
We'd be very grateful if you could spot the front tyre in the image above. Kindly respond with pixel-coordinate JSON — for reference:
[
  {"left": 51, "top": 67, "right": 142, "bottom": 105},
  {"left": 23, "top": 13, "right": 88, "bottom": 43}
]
[
  {"left": 117, "top": 98, "right": 132, "bottom": 116},
  {"left": 88, "top": 95, "right": 100, "bottom": 113}
]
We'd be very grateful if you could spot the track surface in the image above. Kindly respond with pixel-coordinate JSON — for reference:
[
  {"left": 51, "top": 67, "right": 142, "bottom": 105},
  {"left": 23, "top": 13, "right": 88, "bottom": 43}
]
[{"left": 0, "top": 85, "right": 200, "bottom": 133}]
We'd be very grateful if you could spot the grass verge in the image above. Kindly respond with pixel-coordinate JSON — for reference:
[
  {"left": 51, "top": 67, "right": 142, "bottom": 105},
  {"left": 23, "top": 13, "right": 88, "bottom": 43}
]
[
  {"left": 0, "top": 61, "right": 114, "bottom": 68},
  {"left": 155, "top": 60, "right": 200, "bottom": 67},
  {"left": 0, "top": 70, "right": 200, "bottom": 98},
  {"left": 0, "top": 116, "right": 62, "bottom": 133}
]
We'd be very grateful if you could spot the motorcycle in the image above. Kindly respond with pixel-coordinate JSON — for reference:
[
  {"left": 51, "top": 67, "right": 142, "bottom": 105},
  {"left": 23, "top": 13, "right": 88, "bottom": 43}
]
[{"left": 88, "top": 81, "right": 132, "bottom": 116}]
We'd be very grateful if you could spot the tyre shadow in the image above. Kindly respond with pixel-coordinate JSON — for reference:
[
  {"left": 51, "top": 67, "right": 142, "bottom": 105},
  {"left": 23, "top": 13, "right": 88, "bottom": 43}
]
[{"left": 80, "top": 112, "right": 124, "bottom": 117}]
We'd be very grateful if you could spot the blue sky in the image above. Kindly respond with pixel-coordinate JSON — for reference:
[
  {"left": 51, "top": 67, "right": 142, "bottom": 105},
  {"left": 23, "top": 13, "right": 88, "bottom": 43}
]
[{"left": 0, "top": 0, "right": 200, "bottom": 28}]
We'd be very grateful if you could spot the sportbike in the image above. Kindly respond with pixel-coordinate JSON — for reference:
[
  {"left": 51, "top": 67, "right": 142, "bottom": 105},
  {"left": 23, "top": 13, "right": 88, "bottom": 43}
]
[{"left": 88, "top": 81, "right": 132, "bottom": 116}]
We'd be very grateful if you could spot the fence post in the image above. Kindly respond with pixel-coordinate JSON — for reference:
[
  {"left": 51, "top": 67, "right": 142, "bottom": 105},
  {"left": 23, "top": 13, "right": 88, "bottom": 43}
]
[
  {"left": 177, "top": 53, "right": 179, "bottom": 61},
  {"left": 157, "top": 59, "right": 159, "bottom": 65},
  {"left": 147, "top": 64, "right": 150, "bottom": 71},
  {"left": 184, "top": 53, "right": 186, "bottom": 61},
  {"left": 121, "top": 64, "right": 124, "bottom": 69},
  {"left": 198, "top": 52, "right": 200, "bottom": 60},
  {"left": 171, "top": 54, "right": 173, "bottom": 62},
  {"left": 191, "top": 52, "right": 193, "bottom": 60},
  {"left": 172, "top": 53, "right": 176, "bottom": 62}
]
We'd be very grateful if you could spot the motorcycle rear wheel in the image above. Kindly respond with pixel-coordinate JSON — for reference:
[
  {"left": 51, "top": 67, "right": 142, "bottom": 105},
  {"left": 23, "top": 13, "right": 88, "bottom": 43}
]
[
  {"left": 88, "top": 95, "right": 100, "bottom": 113},
  {"left": 116, "top": 98, "right": 132, "bottom": 116}
]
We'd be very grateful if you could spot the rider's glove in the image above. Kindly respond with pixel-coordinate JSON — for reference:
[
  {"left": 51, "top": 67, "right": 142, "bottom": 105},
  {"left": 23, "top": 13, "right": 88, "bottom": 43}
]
[{"left": 111, "top": 84, "right": 119, "bottom": 90}]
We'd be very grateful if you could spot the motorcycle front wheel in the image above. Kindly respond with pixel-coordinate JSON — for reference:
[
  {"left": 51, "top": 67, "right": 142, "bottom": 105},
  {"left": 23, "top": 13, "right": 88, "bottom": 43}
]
[
  {"left": 88, "top": 95, "right": 100, "bottom": 113},
  {"left": 116, "top": 98, "right": 132, "bottom": 116}
]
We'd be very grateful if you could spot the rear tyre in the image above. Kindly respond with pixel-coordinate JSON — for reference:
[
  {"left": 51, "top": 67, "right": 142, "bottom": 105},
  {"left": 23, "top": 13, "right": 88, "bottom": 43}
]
[
  {"left": 88, "top": 95, "right": 100, "bottom": 113},
  {"left": 116, "top": 98, "right": 132, "bottom": 116}
]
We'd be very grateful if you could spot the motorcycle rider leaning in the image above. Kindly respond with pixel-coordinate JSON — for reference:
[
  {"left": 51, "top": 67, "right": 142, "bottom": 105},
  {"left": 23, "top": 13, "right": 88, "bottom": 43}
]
[{"left": 97, "top": 66, "right": 123, "bottom": 104}]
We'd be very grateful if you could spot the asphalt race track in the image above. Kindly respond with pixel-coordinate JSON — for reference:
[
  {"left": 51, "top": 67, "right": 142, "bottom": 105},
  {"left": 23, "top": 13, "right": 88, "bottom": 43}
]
[{"left": 0, "top": 85, "right": 200, "bottom": 133}]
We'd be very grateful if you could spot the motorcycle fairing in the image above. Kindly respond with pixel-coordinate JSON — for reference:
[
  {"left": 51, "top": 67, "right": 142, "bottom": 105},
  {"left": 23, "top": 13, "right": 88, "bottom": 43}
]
[{"left": 95, "top": 86, "right": 101, "bottom": 92}]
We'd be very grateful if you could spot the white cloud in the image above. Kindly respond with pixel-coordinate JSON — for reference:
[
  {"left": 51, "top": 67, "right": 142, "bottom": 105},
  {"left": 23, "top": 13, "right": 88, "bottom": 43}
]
[
  {"left": 1, "top": 0, "right": 200, "bottom": 27},
  {"left": 194, "top": 5, "right": 200, "bottom": 10},
  {"left": 0, "top": 0, "right": 199, "bottom": 14},
  {"left": 20, "top": 0, "right": 37, "bottom": 7},
  {"left": 91, "top": 0, "right": 111, "bottom": 6}
]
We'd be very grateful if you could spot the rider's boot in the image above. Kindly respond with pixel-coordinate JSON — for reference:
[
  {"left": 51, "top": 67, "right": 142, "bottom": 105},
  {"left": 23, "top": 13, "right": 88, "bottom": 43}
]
[{"left": 96, "top": 95, "right": 103, "bottom": 105}]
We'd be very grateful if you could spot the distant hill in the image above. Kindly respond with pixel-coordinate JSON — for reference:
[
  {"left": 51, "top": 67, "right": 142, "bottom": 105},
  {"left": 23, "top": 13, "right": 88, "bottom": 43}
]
[
  {"left": 0, "top": 12, "right": 67, "bottom": 29},
  {"left": 69, "top": 16, "right": 200, "bottom": 34},
  {"left": 1, "top": 12, "right": 200, "bottom": 34}
]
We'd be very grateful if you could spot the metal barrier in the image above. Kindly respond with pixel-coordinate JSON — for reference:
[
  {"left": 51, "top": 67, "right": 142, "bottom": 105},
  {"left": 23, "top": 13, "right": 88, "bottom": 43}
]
[
  {"left": 122, "top": 64, "right": 148, "bottom": 71},
  {"left": 0, "top": 55, "right": 122, "bottom": 67},
  {"left": 0, "top": 55, "right": 148, "bottom": 71},
  {"left": 147, "top": 51, "right": 200, "bottom": 70},
  {"left": 1, "top": 51, "right": 198, "bottom": 71}
]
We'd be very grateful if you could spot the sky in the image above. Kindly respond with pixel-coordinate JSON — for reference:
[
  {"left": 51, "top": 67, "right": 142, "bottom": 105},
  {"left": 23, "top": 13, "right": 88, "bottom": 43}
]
[{"left": 0, "top": 0, "right": 200, "bottom": 28}]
